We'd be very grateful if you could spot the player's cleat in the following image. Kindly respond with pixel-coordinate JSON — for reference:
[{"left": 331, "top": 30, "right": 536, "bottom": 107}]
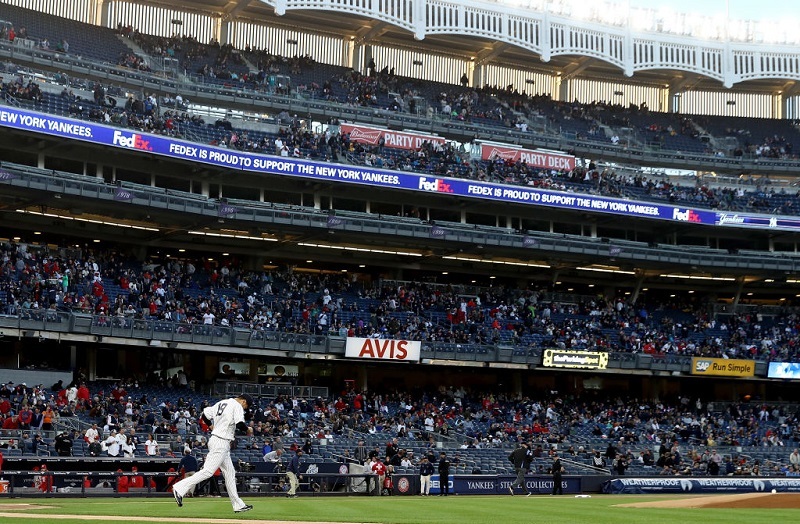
[
  {"left": 526, "top": 493, "right": 532, "bottom": 497},
  {"left": 173, "top": 491, "right": 183, "bottom": 507},
  {"left": 235, "top": 505, "right": 253, "bottom": 513}
]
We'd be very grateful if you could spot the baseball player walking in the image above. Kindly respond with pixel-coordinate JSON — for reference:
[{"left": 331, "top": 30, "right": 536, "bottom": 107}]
[{"left": 172, "top": 393, "right": 255, "bottom": 513}]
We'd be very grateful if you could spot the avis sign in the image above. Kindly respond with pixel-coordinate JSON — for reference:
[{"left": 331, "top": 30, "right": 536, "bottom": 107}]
[{"left": 345, "top": 337, "right": 421, "bottom": 362}]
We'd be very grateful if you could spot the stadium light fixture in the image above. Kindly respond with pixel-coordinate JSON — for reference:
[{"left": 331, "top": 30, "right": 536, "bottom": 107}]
[
  {"left": 298, "top": 242, "right": 422, "bottom": 257},
  {"left": 575, "top": 265, "right": 635, "bottom": 275},
  {"left": 442, "top": 255, "right": 549, "bottom": 268},
  {"left": 659, "top": 273, "right": 735, "bottom": 281},
  {"left": 188, "top": 230, "right": 278, "bottom": 242},
  {"left": 17, "top": 209, "right": 159, "bottom": 232}
]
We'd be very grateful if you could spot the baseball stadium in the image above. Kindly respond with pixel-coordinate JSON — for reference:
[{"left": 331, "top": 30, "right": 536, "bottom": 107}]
[{"left": 0, "top": 0, "right": 799, "bottom": 522}]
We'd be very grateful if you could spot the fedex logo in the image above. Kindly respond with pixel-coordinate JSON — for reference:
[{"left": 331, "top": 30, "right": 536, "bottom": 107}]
[
  {"left": 672, "top": 208, "right": 701, "bottom": 223},
  {"left": 112, "top": 130, "right": 152, "bottom": 151},
  {"left": 419, "top": 177, "right": 454, "bottom": 193}
]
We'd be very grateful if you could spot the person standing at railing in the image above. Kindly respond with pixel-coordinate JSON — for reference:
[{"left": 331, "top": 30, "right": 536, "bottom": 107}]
[{"left": 41, "top": 405, "right": 56, "bottom": 431}]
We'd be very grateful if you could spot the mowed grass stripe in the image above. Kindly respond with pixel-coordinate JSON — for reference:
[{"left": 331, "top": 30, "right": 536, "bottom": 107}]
[{"left": 0, "top": 495, "right": 798, "bottom": 524}]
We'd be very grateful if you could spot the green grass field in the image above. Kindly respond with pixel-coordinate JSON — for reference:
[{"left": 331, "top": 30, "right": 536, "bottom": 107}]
[{"left": 0, "top": 495, "right": 797, "bottom": 524}]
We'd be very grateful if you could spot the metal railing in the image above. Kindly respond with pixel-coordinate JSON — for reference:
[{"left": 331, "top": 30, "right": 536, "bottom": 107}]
[
  {"left": 0, "top": 310, "right": 775, "bottom": 375},
  {"left": 4, "top": 160, "right": 800, "bottom": 273}
]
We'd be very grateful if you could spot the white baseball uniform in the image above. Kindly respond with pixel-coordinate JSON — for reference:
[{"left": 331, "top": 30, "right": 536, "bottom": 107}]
[{"left": 172, "top": 398, "right": 249, "bottom": 511}]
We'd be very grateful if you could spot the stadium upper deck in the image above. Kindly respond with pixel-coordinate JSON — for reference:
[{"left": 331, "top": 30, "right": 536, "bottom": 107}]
[{"left": 4, "top": 3, "right": 796, "bottom": 320}]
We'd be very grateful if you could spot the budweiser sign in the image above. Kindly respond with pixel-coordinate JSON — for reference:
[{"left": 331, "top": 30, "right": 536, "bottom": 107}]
[
  {"left": 340, "top": 124, "right": 445, "bottom": 150},
  {"left": 480, "top": 143, "right": 575, "bottom": 171}
]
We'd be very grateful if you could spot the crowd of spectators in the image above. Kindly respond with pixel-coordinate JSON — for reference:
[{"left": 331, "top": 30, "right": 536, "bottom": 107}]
[
  {"left": 5, "top": 3, "right": 800, "bottom": 493},
  {"left": 3, "top": 237, "right": 800, "bottom": 365},
  {"left": 5, "top": 10, "right": 800, "bottom": 217},
  {"left": 5, "top": 6, "right": 800, "bottom": 158},
  {"left": 3, "top": 375, "right": 800, "bottom": 480},
  {"left": 11, "top": 66, "right": 800, "bottom": 218},
  {"left": 0, "top": 73, "right": 44, "bottom": 104}
]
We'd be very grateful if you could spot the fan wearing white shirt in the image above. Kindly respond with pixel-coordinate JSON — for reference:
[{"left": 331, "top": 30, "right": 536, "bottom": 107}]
[{"left": 144, "top": 434, "right": 159, "bottom": 456}]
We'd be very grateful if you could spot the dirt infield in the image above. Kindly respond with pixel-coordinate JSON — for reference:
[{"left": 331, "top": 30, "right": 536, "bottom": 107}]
[
  {"left": 618, "top": 492, "right": 800, "bottom": 509},
  {"left": 0, "top": 505, "right": 350, "bottom": 524}
]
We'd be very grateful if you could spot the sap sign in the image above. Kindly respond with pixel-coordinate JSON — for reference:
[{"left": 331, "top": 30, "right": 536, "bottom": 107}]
[{"left": 344, "top": 337, "right": 421, "bottom": 362}]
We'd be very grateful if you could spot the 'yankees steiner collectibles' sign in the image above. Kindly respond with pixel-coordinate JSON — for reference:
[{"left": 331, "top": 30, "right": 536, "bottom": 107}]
[{"left": 345, "top": 337, "right": 421, "bottom": 362}]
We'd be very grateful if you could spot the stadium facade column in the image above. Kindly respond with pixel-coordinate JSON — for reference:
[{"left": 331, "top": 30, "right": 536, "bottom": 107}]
[
  {"left": 95, "top": 0, "right": 108, "bottom": 28},
  {"left": 731, "top": 277, "right": 746, "bottom": 309},
  {"left": 363, "top": 45, "right": 374, "bottom": 76},
  {"left": 557, "top": 75, "right": 568, "bottom": 104},
  {"left": 667, "top": 85, "right": 682, "bottom": 114},
  {"left": 511, "top": 371, "right": 522, "bottom": 395},
  {"left": 86, "top": 345, "right": 97, "bottom": 381},
  {"left": 630, "top": 273, "right": 646, "bottom": 304},
  {"left": 219, "top": 19, "right": 231, "bottom": 47},
  {"left": 779, "top": 85, "right": 800, "bottom": 119}
]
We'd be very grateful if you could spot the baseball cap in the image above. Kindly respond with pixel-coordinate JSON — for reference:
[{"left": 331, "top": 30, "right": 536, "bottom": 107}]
[{"left": 239, "top": 393, "right": 255, "bottom": 409}]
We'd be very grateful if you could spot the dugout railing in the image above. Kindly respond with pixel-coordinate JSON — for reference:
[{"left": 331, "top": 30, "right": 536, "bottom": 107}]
[{"left": 0, "top": 470, "right": 381, "bottom": 497}]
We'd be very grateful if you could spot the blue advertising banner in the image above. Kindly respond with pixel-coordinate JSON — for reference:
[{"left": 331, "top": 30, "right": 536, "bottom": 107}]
[
  {"left": 0, "top": 105, "right": 780, "bottom": 230},
  {"left": 606, "top": 477, "right": 800, "bottom": 494}
]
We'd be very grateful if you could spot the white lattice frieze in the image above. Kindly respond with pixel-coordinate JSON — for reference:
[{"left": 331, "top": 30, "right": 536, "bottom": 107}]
[{"left": 276, "top": 0, "right": 800, "bottom": 87}]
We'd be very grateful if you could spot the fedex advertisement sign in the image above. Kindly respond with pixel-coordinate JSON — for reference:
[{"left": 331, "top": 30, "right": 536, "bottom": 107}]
[
  {"left": 418, "top": 177, "right": 454, "bottom": 193},
  {"left": 479, "top": 143, "right": 575, "bottom": 171},
  {"left": 112, "top": 130, "right": 153, "bottom": 151},
  {"left": 0, "top": 105, "right": 770, "bottom": 231},
  {"left": 673, "top": 208, "right": 702, "bottom": 223},
  {"left": 340, "top": 123, "right": 445, "bottom": 150},
  {"left": 345, "top": 337, "right": 421, "bottom": 362}
]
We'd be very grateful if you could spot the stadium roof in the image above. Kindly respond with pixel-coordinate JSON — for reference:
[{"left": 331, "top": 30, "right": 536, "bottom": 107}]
[{"left": 151, "top": 0, "right": 797, "bottom": 95}]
